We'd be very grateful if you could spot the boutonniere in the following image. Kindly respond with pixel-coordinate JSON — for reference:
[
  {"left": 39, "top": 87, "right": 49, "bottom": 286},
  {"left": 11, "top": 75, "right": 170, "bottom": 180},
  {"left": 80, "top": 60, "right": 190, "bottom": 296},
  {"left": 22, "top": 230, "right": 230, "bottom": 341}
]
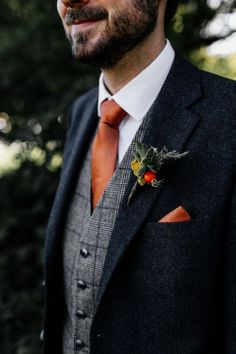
[{"left": 127, "top": 142, "right": 189, "bottom": 206}]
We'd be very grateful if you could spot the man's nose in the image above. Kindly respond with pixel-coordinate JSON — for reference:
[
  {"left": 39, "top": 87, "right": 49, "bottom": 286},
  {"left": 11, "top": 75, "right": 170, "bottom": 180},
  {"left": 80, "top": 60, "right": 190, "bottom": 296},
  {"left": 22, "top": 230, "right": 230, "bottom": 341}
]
[{"left": 60, "top": 0, "right": 89, "bottom": 8}]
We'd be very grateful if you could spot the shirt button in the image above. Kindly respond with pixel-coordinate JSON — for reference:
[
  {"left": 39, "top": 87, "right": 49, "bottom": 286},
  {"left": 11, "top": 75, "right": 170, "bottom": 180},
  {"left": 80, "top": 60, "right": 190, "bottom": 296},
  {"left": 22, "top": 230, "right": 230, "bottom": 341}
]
[
  {"left": 77, "top": 280, "right": 86, "bottom": 289},
  {"left": 80, "top": 248, "right": 89, "bottom": 258},
  {"left": 75, "top": 339, "right": 84, "bottom": 349},
  {"left": 76, "top": 309, "right": 87, "bottom": 319}
]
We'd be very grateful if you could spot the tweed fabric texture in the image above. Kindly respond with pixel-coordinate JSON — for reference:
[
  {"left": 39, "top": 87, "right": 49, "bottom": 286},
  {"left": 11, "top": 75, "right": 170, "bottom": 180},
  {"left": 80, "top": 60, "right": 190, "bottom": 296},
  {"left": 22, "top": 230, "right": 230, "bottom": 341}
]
[{"left": 62, "top": 114, "right": 147, "bottom": 353}]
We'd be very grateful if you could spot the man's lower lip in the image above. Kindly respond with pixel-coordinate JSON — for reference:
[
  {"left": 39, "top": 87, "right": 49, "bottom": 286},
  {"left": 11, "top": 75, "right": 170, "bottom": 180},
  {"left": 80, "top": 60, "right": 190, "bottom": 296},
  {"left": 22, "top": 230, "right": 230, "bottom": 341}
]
[{"left": 72, "top": 20, "right": 101, "bottom": 29}]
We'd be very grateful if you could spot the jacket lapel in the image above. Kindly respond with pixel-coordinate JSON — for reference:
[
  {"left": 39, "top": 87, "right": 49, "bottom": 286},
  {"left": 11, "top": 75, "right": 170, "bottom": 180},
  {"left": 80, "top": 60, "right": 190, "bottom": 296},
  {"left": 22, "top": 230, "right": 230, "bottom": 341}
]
[{"left": 94, "top": 54, "right": 203, "bottom": 313}]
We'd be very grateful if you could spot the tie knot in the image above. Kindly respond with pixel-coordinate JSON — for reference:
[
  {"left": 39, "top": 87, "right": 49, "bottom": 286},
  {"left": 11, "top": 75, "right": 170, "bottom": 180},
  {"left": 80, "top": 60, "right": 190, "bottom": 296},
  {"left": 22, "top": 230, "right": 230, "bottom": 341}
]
[{"left": 100, "top": 99, "right": 126, "bottom": 128}]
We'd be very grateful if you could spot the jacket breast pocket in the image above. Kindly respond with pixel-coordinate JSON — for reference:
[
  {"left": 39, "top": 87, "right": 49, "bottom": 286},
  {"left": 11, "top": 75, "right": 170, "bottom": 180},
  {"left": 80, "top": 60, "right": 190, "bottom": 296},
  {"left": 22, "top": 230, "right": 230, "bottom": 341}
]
[
  {"left": 143, "top": 213, "right": 214, "bottom": 240},
  {"left": 139, "top": 213, "right": 214, "bottom": 275}
]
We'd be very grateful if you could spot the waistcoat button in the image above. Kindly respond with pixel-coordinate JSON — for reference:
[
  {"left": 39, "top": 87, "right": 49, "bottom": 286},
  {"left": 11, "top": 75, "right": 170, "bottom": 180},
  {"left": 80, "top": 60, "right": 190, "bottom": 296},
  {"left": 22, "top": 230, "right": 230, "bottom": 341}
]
[
  {"left": 77, "top": 280, "right": 86, "bottom": 289},
  {"left": 76, "top": 309, "right": 87, "bottom": 319},
  {"left": 75, "top": 339, "right": 84, "bottom": 349},
  {"left": 80, "top": 248, "right": 89, "bottom": 258}
]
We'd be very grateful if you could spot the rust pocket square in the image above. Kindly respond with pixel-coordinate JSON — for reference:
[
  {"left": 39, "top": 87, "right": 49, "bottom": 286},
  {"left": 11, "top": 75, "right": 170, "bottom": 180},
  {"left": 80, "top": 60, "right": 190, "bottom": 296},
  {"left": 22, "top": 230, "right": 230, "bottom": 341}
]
[{"left": 158, "top": 206, "right": 191, "bottom": 223}]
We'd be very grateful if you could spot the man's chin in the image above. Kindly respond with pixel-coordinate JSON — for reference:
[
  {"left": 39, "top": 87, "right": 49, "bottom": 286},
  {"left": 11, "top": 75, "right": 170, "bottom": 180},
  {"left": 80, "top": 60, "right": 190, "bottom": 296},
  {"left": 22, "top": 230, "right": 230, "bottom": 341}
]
[
  {"left": 71, "top": 50, "right": 104, "bottom": 67},
  {"left": 69, "top": 35, "right": 131, "bottom": 69},
  {"left": 71, "top": 46, "right": 97, "bottom": 64},
  {"left": 71, "top": 48, "right": 118, "bottom": 69}
]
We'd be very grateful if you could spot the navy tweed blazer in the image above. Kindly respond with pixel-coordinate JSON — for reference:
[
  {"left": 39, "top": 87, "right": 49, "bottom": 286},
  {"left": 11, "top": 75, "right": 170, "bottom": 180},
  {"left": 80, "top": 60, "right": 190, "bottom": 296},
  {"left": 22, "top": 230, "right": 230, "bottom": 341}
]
[{"left": 43, "top": 53, "right": 236, "bottom": 354}]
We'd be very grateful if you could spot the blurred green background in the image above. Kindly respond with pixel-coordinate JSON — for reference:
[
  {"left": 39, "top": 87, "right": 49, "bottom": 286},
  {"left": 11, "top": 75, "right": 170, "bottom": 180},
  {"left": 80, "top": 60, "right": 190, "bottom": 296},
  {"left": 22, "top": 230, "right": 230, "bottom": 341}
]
[{"left": 0, "top": 0, "right": 235, "bottom": 353}]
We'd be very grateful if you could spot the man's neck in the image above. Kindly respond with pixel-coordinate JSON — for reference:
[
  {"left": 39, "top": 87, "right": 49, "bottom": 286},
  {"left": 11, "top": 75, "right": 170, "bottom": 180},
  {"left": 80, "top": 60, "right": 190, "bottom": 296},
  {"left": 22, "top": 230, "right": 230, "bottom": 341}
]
[{"left": 102, "top": 30, "right": 166, "bottom": 95}]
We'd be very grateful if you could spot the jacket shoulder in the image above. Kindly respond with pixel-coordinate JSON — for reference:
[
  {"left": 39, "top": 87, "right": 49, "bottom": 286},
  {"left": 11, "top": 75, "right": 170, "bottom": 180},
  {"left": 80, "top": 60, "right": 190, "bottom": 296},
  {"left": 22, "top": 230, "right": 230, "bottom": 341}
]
[
  {"left": 200, "top": 69, "right": 236, "bottom": 108},
  {"left": 192, "top": 67, "right": 236, "bottom": 122},
  {"left": 196, "top": 68, "right": 236, "bottom": 152},
  {"left": 62, "top": 86, "right": 98, "bottom": 158},
  {"left": 68, "top": 86, "right": 98, "bottom": 124},
  {"left": 64, "top": 86, "right": 98, "bottom": 139}
]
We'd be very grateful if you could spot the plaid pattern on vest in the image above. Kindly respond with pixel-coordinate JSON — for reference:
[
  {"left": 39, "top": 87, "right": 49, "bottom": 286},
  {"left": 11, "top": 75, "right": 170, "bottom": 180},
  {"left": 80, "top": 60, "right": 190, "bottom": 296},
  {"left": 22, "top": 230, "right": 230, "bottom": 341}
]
[{"left": 62, "top": 114, "right": 148, "bottom": 353}]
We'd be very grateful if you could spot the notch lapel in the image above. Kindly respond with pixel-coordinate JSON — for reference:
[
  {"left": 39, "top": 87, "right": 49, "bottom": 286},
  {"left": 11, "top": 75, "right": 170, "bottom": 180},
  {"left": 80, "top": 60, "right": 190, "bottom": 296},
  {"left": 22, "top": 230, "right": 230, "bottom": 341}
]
[{"left": 94, "top": 54, "right": 203, "bottom": 314}]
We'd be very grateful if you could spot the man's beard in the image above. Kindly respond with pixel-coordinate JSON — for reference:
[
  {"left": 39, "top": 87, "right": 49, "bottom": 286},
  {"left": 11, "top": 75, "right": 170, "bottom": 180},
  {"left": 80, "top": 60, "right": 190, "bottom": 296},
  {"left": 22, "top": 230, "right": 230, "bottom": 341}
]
[{"left": 64, "top": 0, "right": 159, "bottom": 69}]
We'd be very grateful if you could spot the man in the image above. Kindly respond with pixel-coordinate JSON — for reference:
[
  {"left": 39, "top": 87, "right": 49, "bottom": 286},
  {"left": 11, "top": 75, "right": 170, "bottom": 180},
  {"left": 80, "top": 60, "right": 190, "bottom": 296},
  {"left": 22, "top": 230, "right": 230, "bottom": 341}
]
[{"left": 43, "top": 0, "right": 236, "bottom": 353}]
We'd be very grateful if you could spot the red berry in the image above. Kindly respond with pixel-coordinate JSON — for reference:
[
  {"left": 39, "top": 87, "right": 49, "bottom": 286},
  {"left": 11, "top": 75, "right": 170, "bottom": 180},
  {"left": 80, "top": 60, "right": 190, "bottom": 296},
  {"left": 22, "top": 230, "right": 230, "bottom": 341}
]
[{"left": 144, "top": 171, "right": 157, "bottom": 183}]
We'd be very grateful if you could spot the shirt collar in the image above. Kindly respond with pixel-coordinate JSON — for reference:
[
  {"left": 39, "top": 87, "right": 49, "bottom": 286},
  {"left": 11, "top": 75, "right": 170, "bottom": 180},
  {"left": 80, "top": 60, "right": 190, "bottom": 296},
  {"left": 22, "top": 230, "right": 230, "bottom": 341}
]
[{"left": 98, "top": 39, "right": 175, "bottom": 121}]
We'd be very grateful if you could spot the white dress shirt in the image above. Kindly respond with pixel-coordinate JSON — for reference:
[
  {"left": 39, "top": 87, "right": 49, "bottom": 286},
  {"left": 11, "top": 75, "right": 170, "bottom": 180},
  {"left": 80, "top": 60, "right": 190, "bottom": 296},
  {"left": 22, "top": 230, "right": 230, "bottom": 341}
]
[{"left": 98, "top": 39, "right": 175, "bottom": 164}]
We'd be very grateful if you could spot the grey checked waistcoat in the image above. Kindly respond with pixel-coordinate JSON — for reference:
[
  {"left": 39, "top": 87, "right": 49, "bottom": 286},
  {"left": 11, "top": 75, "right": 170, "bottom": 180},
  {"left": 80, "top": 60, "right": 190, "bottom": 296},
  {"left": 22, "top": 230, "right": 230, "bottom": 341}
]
[{"left": 62, "top": 113, "right": 148, "bottom": 354}]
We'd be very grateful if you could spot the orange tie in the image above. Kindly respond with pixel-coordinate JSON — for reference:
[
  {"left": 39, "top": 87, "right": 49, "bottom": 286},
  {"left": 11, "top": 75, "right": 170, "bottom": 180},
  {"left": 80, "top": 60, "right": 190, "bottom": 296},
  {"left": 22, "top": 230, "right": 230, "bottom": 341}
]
[{"left": 91, "top": 99, "right": 126, "bottom": 210}]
